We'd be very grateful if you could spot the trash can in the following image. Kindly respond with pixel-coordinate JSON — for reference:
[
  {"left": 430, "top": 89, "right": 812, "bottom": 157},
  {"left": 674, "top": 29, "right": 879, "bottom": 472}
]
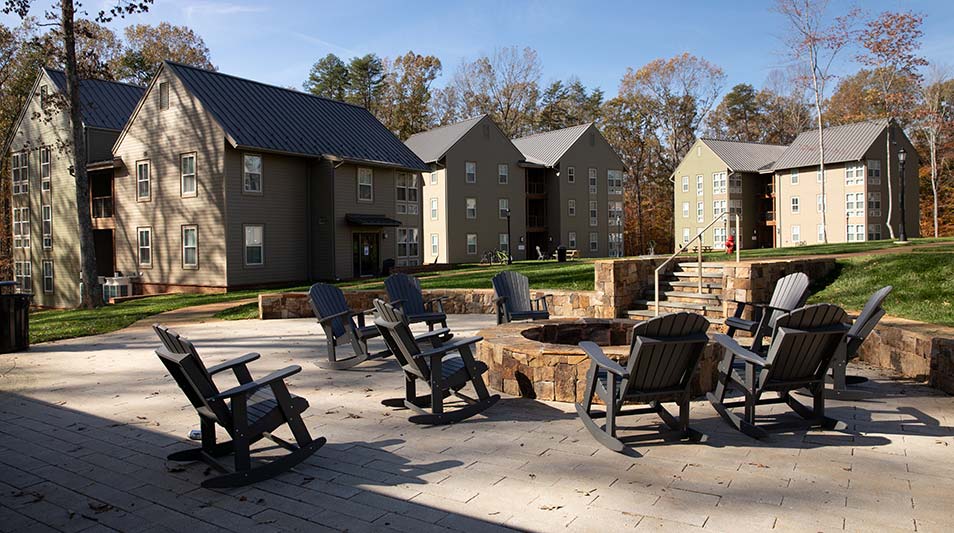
[
  {"left": 382, "top": 258, "right": 396, "bottom": 277},
  {"left": 557, "top": 246, "right": 567, "bottom": 263},
  {"left": 0, "top": 282, "right": 30, "bottom": 353}
]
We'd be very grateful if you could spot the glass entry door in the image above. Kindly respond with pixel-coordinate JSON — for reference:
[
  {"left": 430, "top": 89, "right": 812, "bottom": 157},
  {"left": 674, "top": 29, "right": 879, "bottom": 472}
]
[{"left": 352, "top": 233, "right": 379, "bottom": 277}]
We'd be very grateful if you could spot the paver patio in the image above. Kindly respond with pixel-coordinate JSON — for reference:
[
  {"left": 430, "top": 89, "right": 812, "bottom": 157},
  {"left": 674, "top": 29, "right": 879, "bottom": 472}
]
[{"left": 1, "top": 314, "right": 953, "bottom": 532}]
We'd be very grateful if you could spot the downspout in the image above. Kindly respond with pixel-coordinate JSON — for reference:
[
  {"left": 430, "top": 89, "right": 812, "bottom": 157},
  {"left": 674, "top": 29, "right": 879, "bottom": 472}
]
[{"left": 305, "top": 159, "right": 313, "bottom": 282}]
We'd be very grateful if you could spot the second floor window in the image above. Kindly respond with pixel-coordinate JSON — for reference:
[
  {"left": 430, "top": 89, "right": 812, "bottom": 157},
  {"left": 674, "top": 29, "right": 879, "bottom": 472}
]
[
  {"left": 182, "top": 225, "right": 198, "bottom": 269},
  {"left": 11, "top": 152, "right": 28, "bottom": 195},
  {"left": 791, "top": 169, "right": 799, "bottom": 185},
  {"left": 589, "top": 201, "right": 598, "bottom": 227},
  {"left": 567, "top": 167, "right": 575, "bottom": 183},
  {"left": 817, "top": 194, "right": 825, "bottom": 213},
  {"left": 568, "top": 199, "right": 576, "bottom": 216},
  {"left": 498, "top": 164, "right": 508, "bottom": 184},
  {"left": 845, "top": 162, "right": 864, "bottom": 186},
  {"left": 181, "top": 153, "right": 196, "bottom": 197},
  {"left": 696, "top": 175, "right": 704, "bottom": 196},
  {"left": 243, "top": 154, "right": 262, "bottom": 193},
  {"left": 136, "top": 161, "right": 151, "bottom": 201},
  {"left": 791, "top": 196, "right": 800, "bottom": 213},
  {"left": 867, "top": 159, "right": 881, "bottom": 184},
  {"left": 729, "top": 174, "right": 742, "bottom": 193},
  {"left": 397, "top": 228, "right": 419, "bottom": 258},
  {"left": 682, "top": 176, "right": 689, "bottom": 192},
  {"left": 846, "top": 192, "right": 864, "bottom": 217},
  {"left": 712, "top": 172, "right": 726, "bottom": 194},
  {"left": 465, "top": 161, "right": 476, "bottom": 183},
  {"left": 608, "top": 201, "right": 623, "bottom": 226},
  {"left": 138, "top": 227, "right": 152, "bottom": 266},
  {"left": 697, "top": 201, "right": 704, "bottom": 223},
  {"left": 244, "top": 225, "right": 264, "bottom": 265},
  {"left": 430, "top": 198, "right": 438, "bottom": 220},
  {"left": 466, "top": 198, "right": 477, "bottom": 219},
  {"left": 395, "top": 172, "right": 418, "bottom": 214},
  {"left": 357, "top": 167, "right": 373, "bottom": 201},
  {"left": 499, "top": 198, "right": 509, "bottom": 219},
  {"left": 42, "top": 204, "right": 52, "bottom": 249},
  {"left": 868, "top": 192, "right": 882, "bottom": 216},
  {"left": 682, "top": 202, "right": 689, "bottom": 218},
  {"left": 13, "top": 207, "right": 29, "bottom": 248},
  {"left": 608, "top": 170, "right": 623, "bottom": 195},
  {"left": 713, "top": 200, "right": 726, "bottom": 217},
  {"left": 588, "top": 168, "right": 598, "bottom": 194},
  {"left": 40, "top": 148, "right": 51, "bottom": 191}
]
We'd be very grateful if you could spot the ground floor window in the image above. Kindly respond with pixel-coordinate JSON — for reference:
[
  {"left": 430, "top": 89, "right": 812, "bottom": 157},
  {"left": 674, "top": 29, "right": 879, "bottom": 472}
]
[
  {"left": 589, "top": 232, "right": 599, "bottom": 252},
  {"left": 466, "top": 234, "right": 477, "bottom": 255},
  {"left": 42, "top": 260, "right": 53, "bottom": 293},
  {"left": 430, "top": 234, "right": 439, "bottom": 256},
  {"left": 182, "top": 225, "right": 198, "bottom": 269},
  {"left": 568, "top": 231, "right": 577, "bottom": 249},
  {"left": 713, "top": 226, "right": 726, "bottom": 249},
  {"left": 868, "top": 224, "right": 882, "bottom": 241},
  {"left": 498, "top": 233, "right": 509, "bottom": 253},
  {"left": 791, "top": 225, "right": 801, "bottom": 244},
  {"left": 15, "top": 261, "right": 31, "bottom": 293},
  {"left": 817, "top": 224, "right": 825, "bottom": 243},
  {"left": 682, "top": 228, "right": 690, "bottom": 243},
  {"left": 244, "top": 225, "right": 264, "bottom": 265},
  {"left": 138, "top": 227, "right": 152, "bottom": 266},
  {"left": 13, "top": 207, "right": 29, "bottom": 248},
  {"left": 847, "top": 224, "right": 865, "bottom": 242},
  {"left": 397, "top": 228, "right": 419, "bottom": 259},
  {"left": 608, "top": 233, "right": 623, "bottom": 257}
]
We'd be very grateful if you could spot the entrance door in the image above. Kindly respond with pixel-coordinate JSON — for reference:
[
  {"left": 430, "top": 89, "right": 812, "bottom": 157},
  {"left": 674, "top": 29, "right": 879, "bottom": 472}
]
[
  {"left": 352, "top": 233, "right": 379, "bottom": 277},
  {"left": 93, "top": 229, "right": 115, "bottom": 277}
]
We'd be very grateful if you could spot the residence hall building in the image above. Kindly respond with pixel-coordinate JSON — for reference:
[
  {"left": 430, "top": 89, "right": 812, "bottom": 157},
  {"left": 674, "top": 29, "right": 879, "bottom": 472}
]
[
  {"left": 4, "top": 68, "right": 144, "bottom": 307},
  {"left": 673, "top": 118, "right": 920, "bottom": 249},
  {"left": 112, "top": 61, "right": 429, "bottom": 294}
]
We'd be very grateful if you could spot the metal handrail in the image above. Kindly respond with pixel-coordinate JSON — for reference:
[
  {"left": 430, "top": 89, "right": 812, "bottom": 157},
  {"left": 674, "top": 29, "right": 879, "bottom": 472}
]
[{"left": 654, "top": 212, "right": 741, "bottom": 316}]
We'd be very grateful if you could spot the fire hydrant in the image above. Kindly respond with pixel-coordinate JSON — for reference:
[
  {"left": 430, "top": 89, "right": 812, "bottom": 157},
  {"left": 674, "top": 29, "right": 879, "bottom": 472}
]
[{"left": 725, "top": 234, "right": 736, "bottom": 254}]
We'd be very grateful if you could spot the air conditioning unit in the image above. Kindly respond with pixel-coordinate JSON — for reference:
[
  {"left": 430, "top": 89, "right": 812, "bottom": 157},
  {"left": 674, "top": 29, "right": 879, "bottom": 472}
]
[{"left": 102, "top": 274, "right": 137, "bottom": 302}]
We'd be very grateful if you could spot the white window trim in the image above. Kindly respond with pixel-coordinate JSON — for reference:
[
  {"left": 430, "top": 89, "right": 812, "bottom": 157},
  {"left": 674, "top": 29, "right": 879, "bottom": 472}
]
[
  {"left": 589, "top": 200, "right": 598, "bottom": 227},
  {"left": 136, "top": 160, "right": 151, "bottom": 201},
  {"left": 568, "top": 231, "right": 577, "bottom": 249},
  {"left": 498, "top": 198, "right": 509, "bottom": 219},
  {"left": 430, "top": 233, "right": 439, "bottom": 256},
  {"left": 498, "top": 233, "right": 509, "bottom": 252},
  {"left": 430, "top": 198, "right": 439, "bottom": 220},
  {"left": 608, "top": 169, "right": 623, "bottom": 195},
  {"left": 588, "top": 168, "right": 598, "bottom": 194},
  {"left": 42, "top": 260, "right": 53, "bottom": 294},
  {"left": 681, "top": 176, "right": 689, "bottom": 192},
  {"left": 466, "top": 198, "right": 477, "bottom": 220},
  {"left": 181, "top": 153, "right": 197, "bottom": 197},
  {"left": 14, "top": 261, "right": 31, "bottom": 294},
  {"left": 244, "top": 224, "right": 265, "bottom": 266},
  {"left": 182, "top": 225, "right": 198, "bottom": 269},
  {"left": 682, "top": 202, "right": 689, "bottom": 218},
  {"left": 42, "top": 204, "right": 52, "bottom": 249},
  {"left": 357, "top": 167, "right": 373, "bottom": 202},
  {"left": 498, "top": 164, "right": 509, "bottom": 184},
  {"left": 568, "top": 199, "right": 576, "bottom": 216},
  {"left": 791, "top": 196, "right": 800, "bottom": 214},
  {"left": 158, "top": 81, "right": 170, "bottom": 110},
  {"left": 466, "top": 234, "right": 477, "bottom": 255},
  {"left": 12, "top": 152, "right": 29, "bottom": 195},
  {"left": 138, "top": 227, "right": 152, "bottom": 267},
  {"left": 396, "top": 227, "right": 420, "bottom": 259},
  {"left": 243, "top": 153, "right": 263, "bottom": 194},
  {"left": 395, "top": 173, "right": 418, "bottom": 215},
  {"left": 40, "top": 147, "right": 51, "bottom": 191},
  {"left": 791, "top": 169, "right": 799, "bottom": 185},
  {"left": 589, "top": 232, "right": 599, "bottom": 252},
  {"left": 13, "top": 207, "right": 30, "bottom": 249},
  {"left": 465, "top": 161, "right": 477, "bottom": 183},
  {"left": 567, "top": 167, "right": 575, "bottom": 183}
]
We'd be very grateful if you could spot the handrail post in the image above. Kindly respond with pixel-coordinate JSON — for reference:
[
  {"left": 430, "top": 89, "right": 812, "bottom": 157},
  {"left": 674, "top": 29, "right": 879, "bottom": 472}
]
[
  {"left": 654, "top": 270, "right": 659, "bottom": 317},
  {"left": 697, "top": 235, "right": 702, "bottom": 295},
  {"left": 735, "top": 213, "right": 741, "bottom": 263}
]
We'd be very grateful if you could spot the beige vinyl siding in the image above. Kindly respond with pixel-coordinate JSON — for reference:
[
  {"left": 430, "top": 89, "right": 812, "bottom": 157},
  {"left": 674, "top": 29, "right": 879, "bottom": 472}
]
[
  {"left": 422, "top": 168, "right": 448, "bottom": 263},
  {"left": 672, "top": 139, "right": 727, "bottom": 249}
]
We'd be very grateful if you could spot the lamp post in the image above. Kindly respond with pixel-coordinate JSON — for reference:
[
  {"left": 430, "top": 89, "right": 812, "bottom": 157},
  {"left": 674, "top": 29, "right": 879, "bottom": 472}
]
[
  {"left": 898, "top": 147, "right": 908, "bottom": 243},
  {"left": 505, "top": 208, "right": 512, "bottom": 264}
]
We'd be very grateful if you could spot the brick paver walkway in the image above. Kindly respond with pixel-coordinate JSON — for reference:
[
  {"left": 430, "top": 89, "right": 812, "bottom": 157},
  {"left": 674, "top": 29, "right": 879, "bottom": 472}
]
[{"left": 1, "top": 315, "right": 952, "bottom": 532}]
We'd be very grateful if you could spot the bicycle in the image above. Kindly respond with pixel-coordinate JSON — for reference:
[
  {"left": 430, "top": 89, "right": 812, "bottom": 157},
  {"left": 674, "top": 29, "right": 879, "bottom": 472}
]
[{"left": 480, "top": 249, "right": 510, "bottom": 265}]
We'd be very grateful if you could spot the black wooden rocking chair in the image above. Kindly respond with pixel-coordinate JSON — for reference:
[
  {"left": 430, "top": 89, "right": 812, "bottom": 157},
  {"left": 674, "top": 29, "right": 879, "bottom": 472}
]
[
  {"left": 576, "top": 312, "right": 711, "bottom": 453},
  {"left": 385, "top": 273, "right": 447, "bottom": 331},
  {"left": 492, "top": 271, "right": 551, "bottom": 325},
  {"left": 152, "top": 325, "right": 324, "bottom": 488},
  {"left": 827, "top": 286, "right": 893, "bottom": 400},
  {"left": 372, "top": 299, "right": 499, "bottom": 425},
  {"left": 308, "top": 283, "right": 390, "bottom": 370},
  {"left": 708, "top": 303, "right": 850, "bottom": 439},
  {"left": 725, "top": 272, "right": 810, "bottom": 353}
]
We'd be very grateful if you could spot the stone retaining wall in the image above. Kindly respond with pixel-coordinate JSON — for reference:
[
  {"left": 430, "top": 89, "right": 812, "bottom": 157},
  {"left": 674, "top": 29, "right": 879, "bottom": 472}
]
[
  {"left": 722, "top": 258, "right": 837, "bottom": 319},
  {"left": 856, "top": 316, "right": 954, "bottom": 394}
]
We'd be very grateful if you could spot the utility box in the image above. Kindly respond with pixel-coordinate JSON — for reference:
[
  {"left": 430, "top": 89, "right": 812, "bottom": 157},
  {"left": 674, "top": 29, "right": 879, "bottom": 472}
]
[
  {"left": 0, "top": 282, "right": 30, "bottom": 353},
  {"left": 557, "top": 246, "right": 567, "bottom": 263}
]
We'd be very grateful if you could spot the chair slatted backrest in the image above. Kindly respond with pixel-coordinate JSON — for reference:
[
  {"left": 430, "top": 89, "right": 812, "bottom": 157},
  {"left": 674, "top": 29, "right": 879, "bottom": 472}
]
[
  {"left": 621, "top": 312, "right": 710, "bottom": 396},
  {"left": 385, "top": 273, "right": 426, "bottom": 316},
  {"left": 154, "top": 324, "right": 211, "bottom": 376},
  {"left": 155, "top": 346, "right": 233, "bottom": 428},
  {"left": 372, "top": 299, "right": 429, "bottom": 381},
  {"left": 846, "top": 286, "right": 892, "bottom": 358},
  {"left": 309, "top": 283, "right": 354, "bottom": 339},
  {"left": 492, "top": 271, "right": 533, "bottom": 313},
  {"left": 763, "top": 304, "right": 849, "bottom": 385},
  {"left": 766, "top": 272, "right": 811, "bottom": 329}
]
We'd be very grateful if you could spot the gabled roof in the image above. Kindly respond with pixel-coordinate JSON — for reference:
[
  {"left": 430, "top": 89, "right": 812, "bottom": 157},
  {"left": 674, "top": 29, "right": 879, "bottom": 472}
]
[
  {"left": 699, "top": 138, "right": 787, "bottom": 173},
  {"left": 162, "top": 62, "right": 428, "bottom": 171},
  {"left": 771, "top": 118, "right": 890, "bottom": 172},
  {"left": 404, "top": 115, "right": 486, "bottom": 164},
  {"left": 512, "top": 123, "right": 592, "bottom": 167},
  {"left": 44, "top": 68, "right": 145, "bottom": 131}
]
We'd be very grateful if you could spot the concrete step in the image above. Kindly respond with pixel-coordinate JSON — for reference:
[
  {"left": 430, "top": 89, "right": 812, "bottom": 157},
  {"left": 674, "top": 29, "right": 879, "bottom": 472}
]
[
  {"left": 671, "top": 271, "right": 723, "bottom": 279},
  {"left": 653, "top": 291, "right": 723, "bottom": 302},
  {"left": 626, "top": 308, "right": 725, "bottom": 324},
  {"left": 665, "top": 280, "right": 724, "bottom": 290},
  {"left": 676, "top": 262, "right": 726, "bottom": 272},
  {"left": 631, "top": 299, "right": 719, "bottom": 312}
]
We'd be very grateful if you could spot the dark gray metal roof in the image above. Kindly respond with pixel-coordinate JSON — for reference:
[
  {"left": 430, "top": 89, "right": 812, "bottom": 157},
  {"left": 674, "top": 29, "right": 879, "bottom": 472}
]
[
  {"left": 45, "top": 68, "right": 145, "bottom": 131},
  {"left": 512, "top": 123, "right": 592, "bottom": 167},
  {"left": 771, "top": 118, "right": 889, "bottom": 171},
  {"left": 166, "top": 62, "right": 429, "bottom": 171},
  {"left": 404, "top": 115, "right": 485, "bottom": 163},
  {"left": 699, "top": 138, "right": 787, "bottom": 173}
]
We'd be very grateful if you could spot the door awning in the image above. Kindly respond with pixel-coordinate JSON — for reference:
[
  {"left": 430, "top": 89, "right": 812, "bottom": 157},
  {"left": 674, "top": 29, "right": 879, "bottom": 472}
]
[{"left": 345, "top": 214, "right": 402, "bottom": 227}]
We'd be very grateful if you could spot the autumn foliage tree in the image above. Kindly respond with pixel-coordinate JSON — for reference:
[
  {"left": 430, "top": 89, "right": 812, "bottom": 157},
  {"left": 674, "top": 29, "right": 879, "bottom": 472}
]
[
  {"left": 378, "top": 51, "right": 442, "bottom": 139},
  {"left": 114, "top": 22, "right": 215, "bottom": 85}
]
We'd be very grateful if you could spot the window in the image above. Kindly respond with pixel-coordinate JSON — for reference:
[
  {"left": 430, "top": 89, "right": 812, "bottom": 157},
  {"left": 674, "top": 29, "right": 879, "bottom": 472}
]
[
  {"left": 868, "top": 223, "right": 882, "bottom": 241},
  {"left": 465, "top": 161, "right": 477, "bottom": 183},
  {"left": 243, "top": 154, "right": 262, "bottom": 193},
  {"left": 608, "top": 170, "right": 623, "bottom": 195},
  {"left": 713, "top": 227, "right": 726, "bottom": 249},
  {"left": 682, "top": 227, "right": 690, "bottom": 243},
  {"left": 846, "top": 224, "right": 865, "bottom": 242},
  {"left": 867, "top": 159, "right": 881, "bottom": 184},
  {"left": 845, "top": 162, "right": 864, "bottom": 186},
  {"left": 13, "top": 207, "right": 29, "bottom": 248},
  {"left": 244, "top": 225, "right": 264, "bottom": 265},
  {"left": 681, "top": 176, "right": 689, "bottom": 192},
  {"left": 39, "top": 84, "right": 48, "bottom": 107},
  {"left": 40, "top": 148, "right": 51, "bottom": 191},
  {"left": 729, "top": 174, "right": 742, "bottom": 194},
  {"left": 11, "top": 152, "right": 28, "bottom": 195},
  {"left": 499, "top": 198, "right": 509, "bottom": 219},
  {"left": 868, "top": 192, "right": 882, "bottom": 217},
  {"left": 466, "top": 234, "right": 477, "bottom": 255},
  {"left": 430, "top": 234, "right": 439, "bottom": 256},
  {"left": 817, "top": 169, "right": 823, "bottom": 183},
  {"left": 791, "top": 225, "right": 801, "bottom": 244},
  {"left": 568, "top": 231, "right": 577, "bottom": 248},
  {"left": 357, "top": 167, "right": 373, "bottom": 202},
  {"left": 791, "top": 196, "right": 800, "bottom": 214},
  {"left": 817, "top": 224, "right": 825, "bottom": 243},
  {"left": 180, "top": 153, "right": 196, "bottom": 197},
  {"left": 712, "top": 172, "right": 726, "bottom": 194},
  {"left": 158, "top": 81, "right": 170, "bottom": 110},
  {"left": 498, "top": 164, "right": 509, "bottom": 184},
  {"left": 568, "top": 199, "right": 576, "bottom": 216},
  {"left": 395, "top": 173, "right": 418, "bottom": 214},
  {"left": 567, "top": 167, "right": 575, "bottom": 183},
  {"left": 609, "top": 232, "right": 623, "bottom": 257},
  {"left": 135, "top": 160, "right": 151, "bottom": 200},
  {"left": 588, "top": 168, "right": 598, "bottom": 194},
  {"left": 846, "top": 192, "right": 864, "bottom": 217},
  {"left": 728, "top": 199, "right": 742, "bottom": 214},
  {"left": 589, "top": 201, "right": 598, "bottom": 227},
  {"left": 42, "top": 260, "right": 53, "bottom": 294},
  {"left": 182, "top": 225, "right": 198, "bottom": 269},
  {"left": 430, "top": 198, "right": 438, "bottom": 220},
  {"left": 397, "top": 228, "right": 419, "bottom": 258},
  {"left": 14, "top": 262, "right": 31, "bottom": 294},
  {"left": 696, "top": 175, "right": 704, "bottom": 196},
  {"left": 608, "top": 201, "right": 623, "bottom": 226},
  {"left": 589, "top": 232, "right": 599, "bottom": 252},
  {"left": 466, "top": 198, "right": 477, "bottom": 219},
  {"left": 137, "top": 227, "right": 152, "bottom": 266},
  {"left": 790, "top": 169, "right": 799, "bottom": 185},
  {"left": 42, "top": 204, "right": 52, "bottom": 249},
  {"left": 816, "top": 194, "right": 825, "bottom": 213},
  {"left": 682, "top": 202, "right": 689, "bottom": 218},
  {"left": 430, "top": 171, "right": 438, "bottom": 185},
  {"left": 498, "top": 233, "right": 509, "bottom": 253},
  {"left": 713, "top": 200, "right": 726, "bottom": 217},
  {"left": 696, "top": 201, "right": 704, "bottom": 223}
]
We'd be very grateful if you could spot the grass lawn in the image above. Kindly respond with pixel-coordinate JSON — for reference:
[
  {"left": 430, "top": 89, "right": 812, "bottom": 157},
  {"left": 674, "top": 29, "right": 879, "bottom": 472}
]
[
  {"left": 809, "top": 250, "right": 954, "bottom": 327},
  {"left": 704, "top": 237, "right": 954, "bottom": 261}
]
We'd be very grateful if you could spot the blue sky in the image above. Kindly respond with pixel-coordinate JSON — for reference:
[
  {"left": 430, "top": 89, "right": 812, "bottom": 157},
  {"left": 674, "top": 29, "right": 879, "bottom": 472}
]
[{"left": 6, "top": 0, "right": 954, "bottom": 95}]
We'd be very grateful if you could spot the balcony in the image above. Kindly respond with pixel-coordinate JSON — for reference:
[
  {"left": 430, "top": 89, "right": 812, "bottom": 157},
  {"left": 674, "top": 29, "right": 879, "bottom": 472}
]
[
  {"left": 526, "top": 214, "right": 547, "bottom": 231},
  {"left": 92, "top": 196, "right": 113, "bottom": 218},
  {"left": 762, "top": 183, "right": 775, "bottom": 197}
]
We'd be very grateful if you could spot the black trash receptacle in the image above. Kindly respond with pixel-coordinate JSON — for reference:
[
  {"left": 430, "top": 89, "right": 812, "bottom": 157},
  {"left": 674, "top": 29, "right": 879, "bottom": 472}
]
[
  {"left": 0, "top": 284, "right": 31, "bottom": 353},
  {"left": 382, "top": 258, "right": 396, "bottom": 277},
  {"left": 557, "top": 246, "right": 567, "bottom": 263}
]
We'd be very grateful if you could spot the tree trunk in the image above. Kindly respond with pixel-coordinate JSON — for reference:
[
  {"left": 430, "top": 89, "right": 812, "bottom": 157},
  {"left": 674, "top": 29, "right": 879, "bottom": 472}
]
[
  {"left": 931, "top": 135, "right": 939, "bottom": 237},
  {"left": 810, "top": 56, "right": 827, "bottom": 244},
  {"left": 634, "top": 173, "right": 645, "bottom": 255},
  {"left": 61, "top": 1, "right": 101, "bottom": 308},
  {"left": 885, "top": 127, "right": 896, "bottom": 239}
]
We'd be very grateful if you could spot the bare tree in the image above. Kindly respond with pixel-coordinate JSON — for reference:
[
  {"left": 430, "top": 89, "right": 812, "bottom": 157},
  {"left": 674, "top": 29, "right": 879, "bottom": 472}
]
[
  {"left": 450, "top": 46, "right": 541, "bottom": 137},
  {"left": 775, "top": 0, "right": 858, "bottom": 243},
  {"left": 917, "top": 64, "right": 953, "bottom": 237}
]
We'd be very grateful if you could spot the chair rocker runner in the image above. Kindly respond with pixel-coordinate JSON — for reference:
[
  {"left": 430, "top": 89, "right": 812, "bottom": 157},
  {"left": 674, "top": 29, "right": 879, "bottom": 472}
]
[
  {"left": 372, "top": 299, "right": 499, "bottom": 425},
  {"left": 725, "top": 272, "right": 810, "bottom": 353},
  {"left": 153, "top": 325, "right": 324, "bottom": 488},
  {"left": 385, "top": 273, "right": 448, "bottom": 331},
  {"left": 708, "top": 304, "right": 850, "bottom": 439},
  {"left": 309, "top": 283, "right": 390, "bottom": 370},
  {"left": 492, "top": 271, "right": 551, "bottom": 325},
  {"left": 576, "top": 312, "right": 711, "bottom": 454},
  {"left": 827, "top": 286, "right": 893, "bottom": 400}
]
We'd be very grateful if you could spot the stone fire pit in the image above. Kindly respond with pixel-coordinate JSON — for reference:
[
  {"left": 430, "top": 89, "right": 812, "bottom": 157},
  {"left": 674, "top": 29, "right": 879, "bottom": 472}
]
[{"left": 476, "top": 318, "right": 721, "bottom": 403}]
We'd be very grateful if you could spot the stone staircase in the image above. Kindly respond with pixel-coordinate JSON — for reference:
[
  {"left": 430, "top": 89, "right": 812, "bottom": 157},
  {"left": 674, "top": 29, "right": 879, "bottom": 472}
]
[{"left": 627, "top": 262, "right": 725, "bottom": 322}]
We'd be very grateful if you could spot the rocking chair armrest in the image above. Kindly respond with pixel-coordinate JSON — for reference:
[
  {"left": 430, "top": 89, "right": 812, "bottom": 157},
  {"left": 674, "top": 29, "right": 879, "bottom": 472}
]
[
  {"left": 414, "top": 327, "right": 452, "bottom": 344},
  {"left": 492, "top": 295, "right": 508, "bottom": 304},
  {"left": 318, "top": 309, "right": 359, "bottom": 323},
  {"left": 389, "top": 299, "right": 405, "bottom": 309},
  {"left": 579, "top": 341, "right": 627, "bottom": 377},
  {"left": 424, "top": 296, "right": 447, "bottom": 313},
  {"left": 416, "top": 336, "right": 483, "bottom": 360},
  {"left": 207, "top": 352, "right": 261, "bottom": 375},
  {"left": 532, "top": 294, "right": 552, "bottom": 311},
  {"left": 215, "top": 365, "right": 302, "bottom": 399},
  {"left": 713, "top": 334, "right": 770, "bottom": 368}
]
